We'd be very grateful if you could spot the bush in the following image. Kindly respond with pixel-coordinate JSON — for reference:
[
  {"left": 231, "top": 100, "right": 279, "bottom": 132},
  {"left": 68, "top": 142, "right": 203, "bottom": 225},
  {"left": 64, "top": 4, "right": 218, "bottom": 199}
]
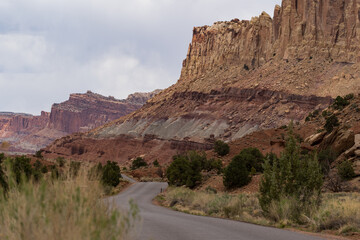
[
  {"left": 333, "top": 96, "right": 350, "bottom": 110},
  {"left": 337, "top": 161, "right": 356, "bottom": 180},
  {"left": 259, "top": 123, "right": 323, "bottom": 221},
  {"left": 318, "top": 148, "right": 337, "bottom": 174},
  {"left": 131, "top": 157, "right": 148, "bottom": 170},
  {"left": 153, "top": 159, "right": 160, "bottom": 167},
  {"left": 324, "top": 115, "right": 339, "bottom": 133},
  {"left": 11, "top": 156, "right": 33, "bottom": 184},
  {"left": 214, "top": 140, "right": 230, "bottom": 156},
  {"left": 70, "top": 161, "right": 81, "bottom": 178},
  {"left": 102, "top": 161, "right": 122, "bottom": 187},
  {"left": 166, "top": 154, "right": 202, "bottom": 189},
  {"left": 223, "top": 155, "right": 251, "bottom": 189},
  {"left": 238, "top": 148, "right": 265, "bottom": 172},
  {"left": 35, "top": 150, "right": 43, "bottom": 159}
]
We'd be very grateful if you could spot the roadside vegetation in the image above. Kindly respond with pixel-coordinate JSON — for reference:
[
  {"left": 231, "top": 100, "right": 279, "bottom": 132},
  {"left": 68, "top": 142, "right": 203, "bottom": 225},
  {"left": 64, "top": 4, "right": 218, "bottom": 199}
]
[
  {"left": 161, "top": 123, "right": 360, "bottom": 237},
  {"left": 0, "top": 154, "right": 137, "bottom": 240}
]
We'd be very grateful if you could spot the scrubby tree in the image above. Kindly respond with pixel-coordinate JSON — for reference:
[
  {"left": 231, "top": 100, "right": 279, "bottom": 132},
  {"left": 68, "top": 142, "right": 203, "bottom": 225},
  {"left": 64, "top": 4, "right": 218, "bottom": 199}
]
[
  {"left": 333, "top": 96, "right": 350, "bottom": 110},
  {"left": 70, "top": 161, "right": 81, "bottom": 177},
  {"left": 214, "top": 140, "right": 230, "bottom": 156},
  {"left": 131, "top": 157, "right": 148, "bottom": 170},
  {"left": 223, "top": 154, "right": 251, "bottom": 189},
  {"left": 102, "top": 161, "right": 122, "bottom": 187},
  {"left": 324, "top": 115, "right": 339, "bottom": 133},
  {"left": 166, "top": 154, "right": 202, "bottom": 189},
  {"left": 337, "top": 160, "right": 355, "bottom": 180},
  {"left": 259, "top": 123, "right": 323, "bottom": 218},
  {"left": 11, "top": 156, "right": 33, "bottom": 184},
  {"left": 56, "top": 157, "right": 66, "bottom": 167},
  {"left": 239, "top": 147, "right": 265, "bottom": 172},
  {"left": 153, "top": 159, "right": 160, "bottom": 167}
]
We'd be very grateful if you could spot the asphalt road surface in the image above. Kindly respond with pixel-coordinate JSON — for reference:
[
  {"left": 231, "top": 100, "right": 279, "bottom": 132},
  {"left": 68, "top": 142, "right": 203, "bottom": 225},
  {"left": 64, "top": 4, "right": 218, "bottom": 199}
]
[{"left": 109, "top": 181, "right": 324, "bottom": 240}]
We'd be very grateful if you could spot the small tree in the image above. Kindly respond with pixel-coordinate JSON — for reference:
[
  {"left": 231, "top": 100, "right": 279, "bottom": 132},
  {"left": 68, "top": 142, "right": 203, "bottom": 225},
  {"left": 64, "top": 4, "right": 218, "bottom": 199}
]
[
  {"left": 214, "top": 140, "right": 230, "bottom": 156},
  {"left": 131, "top": 157, "right": 148, "bottom": 170},
  {"left": 11, "top": 156, "right": 33, "bottom": 184},
  {"left": 259, "top": 123, "right": 323, "bottom": 220},
  {"left": 56, "top": 157, "right": 65, "bottom": 167},
  {"left": 153, "top": 160, "right": 160, "bottom": 167},
  {"left": 102, "top": 161, "right": 122, "bottom": 187},
  {"left": 324, "top": 115, "right": 339, "bottom": 133},
  {"left": 337, "top": 160, "right": 355, "bottom": 180},
  {"left": 223, "top": 155, "right": 251, "bottom": 189},
  {"left": 166, "top": 154, "right": 202, "bottom": 189},
  {"left": 70, "top": 161, "right": 81, "bottom": 178},
  {"left": 239, "top": 147, "right": 265, "bottom": 172}
]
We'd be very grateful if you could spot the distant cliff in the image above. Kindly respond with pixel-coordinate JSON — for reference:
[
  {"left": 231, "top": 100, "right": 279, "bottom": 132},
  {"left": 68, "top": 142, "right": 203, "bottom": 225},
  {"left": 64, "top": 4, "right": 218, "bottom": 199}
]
[{"left": 0, "top": 90, "right": 160, "bottom": 152}]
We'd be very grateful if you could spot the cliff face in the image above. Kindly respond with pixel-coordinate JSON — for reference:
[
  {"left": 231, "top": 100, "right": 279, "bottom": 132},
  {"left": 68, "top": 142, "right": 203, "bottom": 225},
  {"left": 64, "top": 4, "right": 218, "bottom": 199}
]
[
  {"left": 0, "top": 91, "right": 158, "bottom": 153},
  {"left": 44, "top": 0, "right": 360, "bottom": 163}
]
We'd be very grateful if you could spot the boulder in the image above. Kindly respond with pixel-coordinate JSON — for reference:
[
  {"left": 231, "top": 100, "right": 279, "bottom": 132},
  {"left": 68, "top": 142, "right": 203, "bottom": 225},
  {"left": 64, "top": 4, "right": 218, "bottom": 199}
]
[{"left": 305, "top": 131, "right": 326, "bottom": 146}]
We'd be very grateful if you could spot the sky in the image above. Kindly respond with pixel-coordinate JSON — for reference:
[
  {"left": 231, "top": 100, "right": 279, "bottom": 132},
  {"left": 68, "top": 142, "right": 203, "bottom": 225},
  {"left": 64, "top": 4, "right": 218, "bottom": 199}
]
[{"left": 0, "top": 0, "right": 281, "bottom": 114}]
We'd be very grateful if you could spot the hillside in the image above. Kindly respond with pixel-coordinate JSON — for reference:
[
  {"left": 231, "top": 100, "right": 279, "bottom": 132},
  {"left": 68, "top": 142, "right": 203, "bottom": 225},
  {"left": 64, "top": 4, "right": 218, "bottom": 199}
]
[{"left": 44, "top": 0, "right": 360, "bottom": 163}]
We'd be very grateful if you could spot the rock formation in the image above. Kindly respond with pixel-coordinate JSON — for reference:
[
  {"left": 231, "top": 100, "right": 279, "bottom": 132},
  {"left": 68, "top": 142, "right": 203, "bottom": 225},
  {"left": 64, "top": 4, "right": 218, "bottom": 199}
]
[
  {"left": 44, "top": 0, "right": 360, "bottom": 163},
  {"left": 0, "top": 90, "right": 159, "bottom": 153}
]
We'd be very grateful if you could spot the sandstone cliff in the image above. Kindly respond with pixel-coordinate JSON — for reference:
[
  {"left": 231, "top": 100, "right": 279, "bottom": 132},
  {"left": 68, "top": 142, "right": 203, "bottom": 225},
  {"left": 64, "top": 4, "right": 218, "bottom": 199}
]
[
  {"left": 44, "top": 0, "right": 360, "bottom": 163},
  {"left": 0, "top": 91, "right": 159, "bottom": 152}
]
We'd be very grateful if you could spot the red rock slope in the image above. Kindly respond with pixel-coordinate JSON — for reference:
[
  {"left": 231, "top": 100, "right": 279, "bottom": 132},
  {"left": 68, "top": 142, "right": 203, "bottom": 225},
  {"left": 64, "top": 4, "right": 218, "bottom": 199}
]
[
  {"left": 0, "top": 90, "right": 159, "bottom": 153},
  {"left": 44, "top": 0, "right": 360, "bottom": 163}
]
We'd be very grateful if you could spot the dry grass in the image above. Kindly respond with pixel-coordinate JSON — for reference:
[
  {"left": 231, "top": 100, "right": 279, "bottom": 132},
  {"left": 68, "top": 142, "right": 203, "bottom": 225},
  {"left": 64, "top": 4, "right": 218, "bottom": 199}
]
[
  {"left": 0, "top": 169, "right": 138, "bottom": 240},
  {"left": 160, "top": 187, "right": 360, "bottom": 237}
]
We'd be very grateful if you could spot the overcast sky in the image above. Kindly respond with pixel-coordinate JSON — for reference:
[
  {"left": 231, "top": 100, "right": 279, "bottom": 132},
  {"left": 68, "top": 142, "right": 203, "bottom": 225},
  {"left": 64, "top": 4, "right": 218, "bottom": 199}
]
[{"left": 0, "top": 0, "right": 281, "bottom": 114}]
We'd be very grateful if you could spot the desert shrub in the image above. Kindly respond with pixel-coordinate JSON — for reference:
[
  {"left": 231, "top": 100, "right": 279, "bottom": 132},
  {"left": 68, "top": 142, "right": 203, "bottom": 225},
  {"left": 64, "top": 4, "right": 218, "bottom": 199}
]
[
  {"left": 102, "top": 161, "right": 122, "bottom": 187},
  {"left": 34, "top": 150, "right": 43, "bottom": 159},
  {"left": 166, "top": 154, "right": 202, "bottom": 189},
  {"left": 223, "top": 154, "right": 251, "bottom": 189},
  {"left": 10, "top": 156, "right": 33, "bottom": 184},
  {"left": 337, "top": 160, "right": 356, "bottom": 180},
  {"left": 318, "top": 148, "right": 337, "bottom": 174},
  {"left": 344, "top": 93, "right": 354, "bottom": 101},
  {"left": 70, "top": 161, "right": 81, "bottom": 178},
  {"left": 32, "top": 160, "right": 45, "bottom": 182},
  {"left": 324, "top": 115, "right": 339, "bottom": 133},
  {"left": 243, "top": 64, "right": 249, "bottom": 71},
  {"left": 202, "top": 158, "right": 223, "bottom": 173},
  {"left": 259, "top": 123, "right": 323, "bottom": 222},
  {"left": 153, "top": 159, "right": 160, "bottom": 167},
  {"left": 50, "top": 165, "right": 60, "bottom": 180},
  {"left": 131, "top": 157, "right": 148, "bottom": 170},
  {"left": 238, "top": 147, "right": 265, "bottom": 173},
  {"left": 214, "top": 140, "right": 230, "bottom": 156},
  {"left": 264, "top": 152, "right": 278, "bottom": 167},
  {"left": 333, "top": 96, "right": 350, "bottom": 110},
  {"left": 56, "top": 157, "right": 65, "bottom": 167}
]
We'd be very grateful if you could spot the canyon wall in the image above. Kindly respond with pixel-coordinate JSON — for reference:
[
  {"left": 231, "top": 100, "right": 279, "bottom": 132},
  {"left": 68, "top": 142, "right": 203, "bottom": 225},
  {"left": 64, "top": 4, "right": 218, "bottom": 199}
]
[{"left": 44, "top": 0, "right": 360, "bottom": 163}]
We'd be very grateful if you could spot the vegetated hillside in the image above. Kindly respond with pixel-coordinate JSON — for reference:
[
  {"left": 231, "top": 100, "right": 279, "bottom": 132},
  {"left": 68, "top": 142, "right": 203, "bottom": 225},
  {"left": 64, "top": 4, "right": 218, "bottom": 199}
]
[
  {"left": 0, "top": 90, "right": 160, "bottom": 153},
  {"left": 44, "top": 0, "right": 360, "bottom": 163}
]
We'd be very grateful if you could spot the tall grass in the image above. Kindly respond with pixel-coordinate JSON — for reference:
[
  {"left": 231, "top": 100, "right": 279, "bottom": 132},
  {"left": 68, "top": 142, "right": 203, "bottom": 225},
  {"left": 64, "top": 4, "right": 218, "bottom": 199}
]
[
  {"left": 0, "top": 168, "right": 138, "bottom": 240},
  {"left": 161, "top": 187, "right": 360, "bottom": 235}
]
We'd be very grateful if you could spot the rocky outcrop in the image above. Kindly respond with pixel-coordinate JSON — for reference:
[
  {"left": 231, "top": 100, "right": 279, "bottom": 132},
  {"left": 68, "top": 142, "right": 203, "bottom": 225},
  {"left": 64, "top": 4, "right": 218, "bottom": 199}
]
[
  {"left": 0, "top": 90, "right": 158, "bottom": 153},
  {"left": 44, "top": 0, "right": 360, "bottom": 163}
]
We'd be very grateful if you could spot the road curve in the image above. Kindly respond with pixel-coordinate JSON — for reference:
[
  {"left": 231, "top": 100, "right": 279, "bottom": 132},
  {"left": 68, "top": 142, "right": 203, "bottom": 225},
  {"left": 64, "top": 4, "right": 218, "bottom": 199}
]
[{"left": 109, "top": 182, "right": 323, "bottom": 240}]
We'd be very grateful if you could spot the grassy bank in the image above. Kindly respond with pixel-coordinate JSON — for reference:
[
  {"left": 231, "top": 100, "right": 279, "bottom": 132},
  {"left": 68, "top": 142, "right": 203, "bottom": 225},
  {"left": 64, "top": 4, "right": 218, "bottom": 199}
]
[
  {"left": 0, "top": 158, "right": 138, "bottom": 240},
  {"left": 157, "top": 187, "right": 360, "bottom": 238}
]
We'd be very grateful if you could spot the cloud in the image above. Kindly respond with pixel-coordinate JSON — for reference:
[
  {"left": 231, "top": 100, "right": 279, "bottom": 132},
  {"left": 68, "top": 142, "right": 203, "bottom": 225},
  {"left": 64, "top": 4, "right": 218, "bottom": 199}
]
[{"left": 0, "top": 0, "right": 281, "bottom": 114}]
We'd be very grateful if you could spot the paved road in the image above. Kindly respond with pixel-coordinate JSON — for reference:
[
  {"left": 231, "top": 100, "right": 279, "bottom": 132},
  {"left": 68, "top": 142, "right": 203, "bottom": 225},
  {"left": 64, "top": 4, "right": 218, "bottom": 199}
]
[{"left": 109, "top": 181, "right": 323, "bottom": 240}]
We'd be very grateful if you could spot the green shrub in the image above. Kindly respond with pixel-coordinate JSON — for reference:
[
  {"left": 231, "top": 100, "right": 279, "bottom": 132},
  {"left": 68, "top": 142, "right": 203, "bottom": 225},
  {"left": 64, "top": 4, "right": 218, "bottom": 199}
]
[
  {"left": 318, "top": 148, "right": 337, "bottom": 174},
  {"left": 337, "top": 161, "right": 356, "bottom": 180},
  {"left": 166, "top": 154, "right": 202, "bottom": 189},
  {"left": 102, "top": 161, "right": 122, "bottom": 187},
  {"left": 33, "top": 160, "right": 45, "bottom": 182},
  {"left": 11, "top": 156, "right": 33, "bottom": 184},
  {"left": 238, "top": 147, "right": 265, "bottom": 172},
  {"left": 131, "top": 157, "right": 148, "bottom": 170},
  {"left": 324, "top": 115, "right": 339, "bottom": 133},
  {"left": 344, "top": 93, "right": 354, "bottom": 101},
  {"left": 223, "top": 155, "right": 251, "bottom": 189},
  {"left": 35, "top": 150, "right": 43, "bottom": 159},
  {"left": 333, "top": 96, "right": 350, "bottom": 110},
  {"left": 214, "top": 140, "right": 230, "bottom": 156},
  {"left": 259, "top": 123, "right": 323, "bottom": 221},
  {"left": 153, "top": 159, "right": 160, "bottom": 167}
]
